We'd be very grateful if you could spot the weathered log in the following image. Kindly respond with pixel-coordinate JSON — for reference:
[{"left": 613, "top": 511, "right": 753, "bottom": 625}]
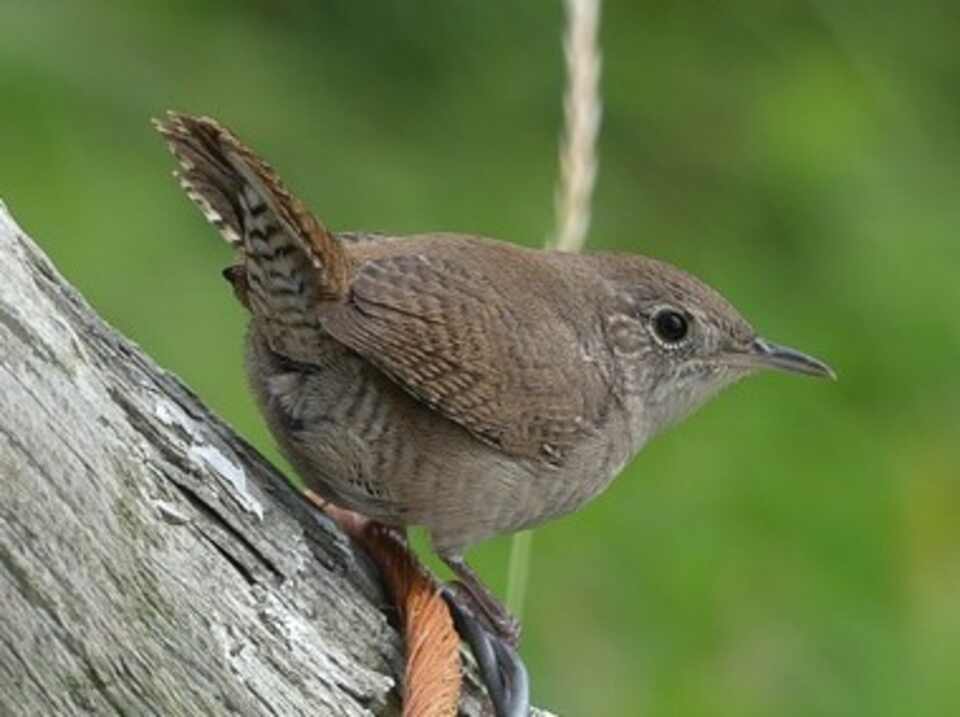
[{"left": 0, "top": 202, "right": 554, "bottom": 716}]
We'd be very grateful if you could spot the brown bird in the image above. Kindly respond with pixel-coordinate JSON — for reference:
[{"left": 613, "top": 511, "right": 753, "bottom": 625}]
[{"left": 155, "top": 112, "right": 834, "bottom": 647}]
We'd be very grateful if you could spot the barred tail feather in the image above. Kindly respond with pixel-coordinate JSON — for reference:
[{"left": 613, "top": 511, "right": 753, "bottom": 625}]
[
  {"left": 154, "top": 112, "right": 352, "bottom": 361},
  {"left": 153, "top": 114, "right": 245, "bottom": 246}
]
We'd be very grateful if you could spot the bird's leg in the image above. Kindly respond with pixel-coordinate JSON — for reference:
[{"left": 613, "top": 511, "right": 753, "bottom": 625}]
[{"left": 440, "top": 553, "right": 521, "bottom": 649}]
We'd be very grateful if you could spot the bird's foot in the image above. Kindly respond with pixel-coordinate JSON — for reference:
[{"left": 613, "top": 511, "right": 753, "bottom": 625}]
[
  {"left": 440, "top": 552, "right": 521, "bottom": 647},
  {"left": 445, "top": 579, "right": 521, "bottom": 649},
  {"left": 442, "top": 588, "right": 530, "bottom": 717},
  {"left": 302, "top": 490, "right": 408, "bottom": 548}
]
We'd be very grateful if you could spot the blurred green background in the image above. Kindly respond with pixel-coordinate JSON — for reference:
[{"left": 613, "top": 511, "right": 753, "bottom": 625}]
[{"left": 2, "top": 1, "right": 958, "bottom": 714}]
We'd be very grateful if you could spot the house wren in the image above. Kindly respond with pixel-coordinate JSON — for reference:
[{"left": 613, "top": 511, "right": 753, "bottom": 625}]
[{"left": 156, "top": 112, "right": 834, "bottom": 644}]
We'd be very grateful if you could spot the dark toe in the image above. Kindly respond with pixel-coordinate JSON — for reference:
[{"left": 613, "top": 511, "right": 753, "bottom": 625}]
[
  {"left": 442, "top": 588, "right": 530, "bottom": 717},
  {"left": 444, "top": 579, "right": 522, "bottom": 649}
]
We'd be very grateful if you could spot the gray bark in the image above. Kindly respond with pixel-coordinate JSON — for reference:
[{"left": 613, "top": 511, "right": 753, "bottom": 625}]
[{"left": 0, "top": 203, "right": 552, "bottom": 717}]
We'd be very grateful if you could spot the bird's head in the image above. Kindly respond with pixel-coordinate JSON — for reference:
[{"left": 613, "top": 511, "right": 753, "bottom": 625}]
[{"left": 597, "top": 255, "right": 834, "bottom": 439}]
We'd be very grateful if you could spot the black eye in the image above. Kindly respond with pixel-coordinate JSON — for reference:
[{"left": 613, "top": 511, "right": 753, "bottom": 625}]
[{"left": 651, "top": 308, "right": 689, "bottom": 345}]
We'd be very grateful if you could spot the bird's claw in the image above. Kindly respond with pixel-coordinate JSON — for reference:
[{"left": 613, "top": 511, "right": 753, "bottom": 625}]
[
  {"left": 442, "top": 587, "right": 530, "bottom": 717},
  {"left": 443, "top": 579, "right": 522, "bottom": 649}
]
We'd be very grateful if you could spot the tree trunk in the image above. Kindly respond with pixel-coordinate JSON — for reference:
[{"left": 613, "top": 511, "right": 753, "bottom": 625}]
[{"left": 0, "top": 203, "right": 553, "bottom": 716}]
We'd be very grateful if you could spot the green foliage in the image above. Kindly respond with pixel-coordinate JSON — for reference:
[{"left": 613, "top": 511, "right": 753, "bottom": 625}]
[{"left": 2, "top": 1, "right": 957, "bottom": 714}]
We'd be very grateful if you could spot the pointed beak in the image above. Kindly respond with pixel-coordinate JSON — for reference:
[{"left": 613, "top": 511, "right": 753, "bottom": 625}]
[{"left": 746, "top": 337, "right": 836, "bottom": 379}]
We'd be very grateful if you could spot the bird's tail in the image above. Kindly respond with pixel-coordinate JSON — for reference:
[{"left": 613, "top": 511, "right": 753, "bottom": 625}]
[{"left": 154, "top": 112, "right": 352, "bottom": 361}]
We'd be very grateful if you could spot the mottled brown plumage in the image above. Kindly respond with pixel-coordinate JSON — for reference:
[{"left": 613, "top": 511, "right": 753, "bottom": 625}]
[{"left": 156, "top": 112, "right": 833, "bottom": 643}]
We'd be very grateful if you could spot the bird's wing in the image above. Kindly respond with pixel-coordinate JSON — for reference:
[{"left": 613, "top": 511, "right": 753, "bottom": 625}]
[{"left": 324, "top": 247, "right": 610, "bottom": 465}]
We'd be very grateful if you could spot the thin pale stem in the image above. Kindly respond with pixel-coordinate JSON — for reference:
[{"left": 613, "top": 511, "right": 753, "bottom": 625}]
[
  {"left": 505, "top": 529, "right": 533, "bottom": 621},
  {"left": 507, "top": 0, "right": 603, "bottom": 629},
  {"left": 551, "top": 0, "right": 602, "bottom": 253}
]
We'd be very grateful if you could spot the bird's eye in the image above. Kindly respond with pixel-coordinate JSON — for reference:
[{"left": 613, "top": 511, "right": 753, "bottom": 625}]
[{"left": 651, "top": 308, "right": 690, "bottom": 346}]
